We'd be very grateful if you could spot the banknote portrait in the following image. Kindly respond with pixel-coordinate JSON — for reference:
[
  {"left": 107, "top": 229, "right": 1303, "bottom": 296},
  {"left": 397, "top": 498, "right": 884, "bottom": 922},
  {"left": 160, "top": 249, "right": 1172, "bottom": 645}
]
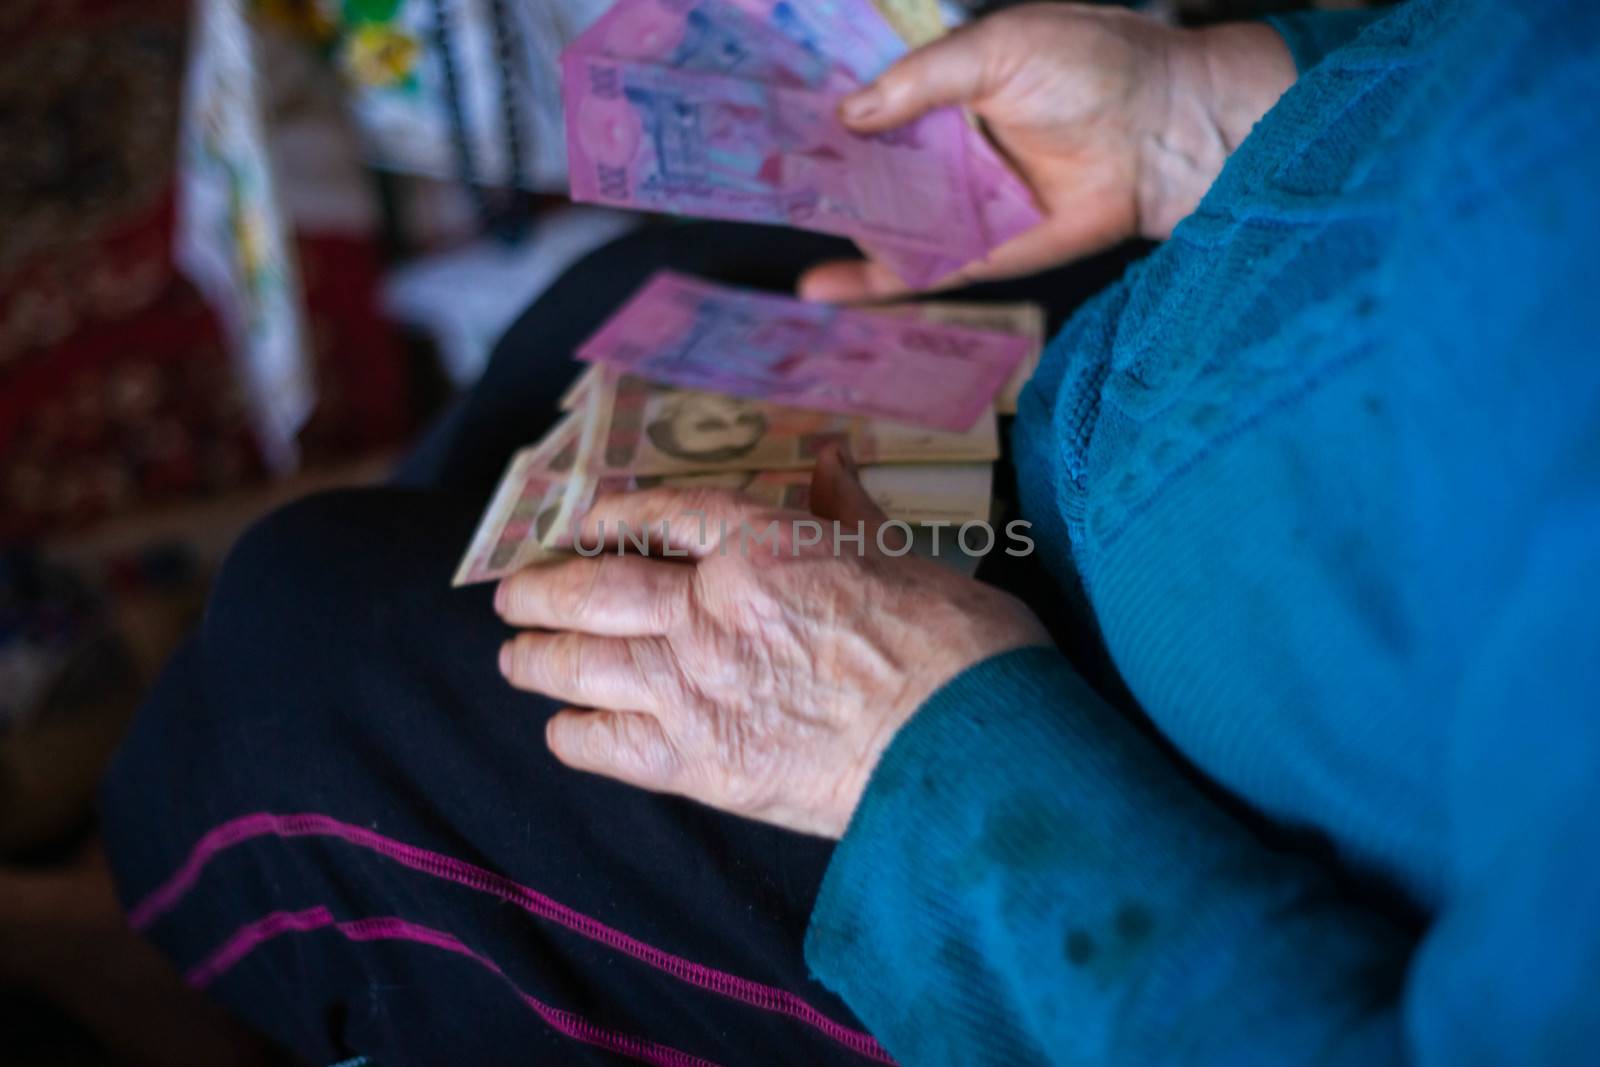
[{"left": 645, "top": 392, "right": 770, "bottom": 462}]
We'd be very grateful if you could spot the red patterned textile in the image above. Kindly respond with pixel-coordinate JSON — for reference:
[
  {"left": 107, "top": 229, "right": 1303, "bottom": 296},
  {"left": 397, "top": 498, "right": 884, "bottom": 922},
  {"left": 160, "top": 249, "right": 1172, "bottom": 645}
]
[{"left": 0, "top": 0, "right": 410, "bottom": 540}]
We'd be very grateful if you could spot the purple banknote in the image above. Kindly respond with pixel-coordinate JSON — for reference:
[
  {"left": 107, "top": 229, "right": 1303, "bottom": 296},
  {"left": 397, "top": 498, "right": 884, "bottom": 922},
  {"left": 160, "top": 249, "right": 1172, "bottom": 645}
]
[
  {"left": 575, "top": 271, "right": 1029, "bottom": 431},
  {"left": 563, "top": 55, "right": 985, "bottom": 257},
  {"left": 861, "top": 121, "right": 1042, "bottom": 287},
  {"left": 561, "top": 0, "right": 1043, "bottom": 284}
]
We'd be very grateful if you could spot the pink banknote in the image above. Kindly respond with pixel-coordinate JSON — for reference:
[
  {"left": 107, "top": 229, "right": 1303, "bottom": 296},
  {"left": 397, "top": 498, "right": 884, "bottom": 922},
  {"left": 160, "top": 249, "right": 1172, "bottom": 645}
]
[
  {"left": 561, "top": 0, "right": 1043, "bottom": 285},
  {"left": 575, "top": 271, "right": 1029, "bottom": 432},
  {"left": 862, "top": 123, "right": 1043, "bottom": 287},
  {"left": 563, "top": 55, "right": 986, "bottom": 258}
]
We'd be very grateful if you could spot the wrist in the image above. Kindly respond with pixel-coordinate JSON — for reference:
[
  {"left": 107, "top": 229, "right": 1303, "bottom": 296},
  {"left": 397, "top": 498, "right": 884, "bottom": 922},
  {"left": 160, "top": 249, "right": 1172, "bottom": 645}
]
[
  {"left": 824, "top": 621, "right": 1050, "bottom": 840},
  {"left": 1134, "top": 21, "right": 1297, "bottom": 239},
  {"left": 1197, "top": 23, "right": 1299, "bottom": 151}
]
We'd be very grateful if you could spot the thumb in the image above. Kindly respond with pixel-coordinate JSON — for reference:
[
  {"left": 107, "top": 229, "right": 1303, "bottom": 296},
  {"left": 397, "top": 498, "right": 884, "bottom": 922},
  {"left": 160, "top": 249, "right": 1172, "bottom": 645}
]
[
  {"left": 840, "top": 22, "right": 996, "bottom": 132},
  {"left": 809, "top": 442, "right": 891, "bottom": 535}
]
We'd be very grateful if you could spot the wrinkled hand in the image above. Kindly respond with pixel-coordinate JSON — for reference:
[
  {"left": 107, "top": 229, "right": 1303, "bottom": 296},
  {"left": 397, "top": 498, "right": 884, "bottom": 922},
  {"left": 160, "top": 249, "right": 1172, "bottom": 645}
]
[
  {"left": 495, "top": 446, "right": 1049, "bottom": 837},
  {"left": 799, "top": 4, "right": 1296, "bottom": 301}
]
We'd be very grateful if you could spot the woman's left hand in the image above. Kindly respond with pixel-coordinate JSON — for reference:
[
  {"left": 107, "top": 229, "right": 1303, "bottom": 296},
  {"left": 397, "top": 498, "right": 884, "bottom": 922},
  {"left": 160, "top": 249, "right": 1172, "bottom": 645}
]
[{"left": 495, "top": 446, "right": 1049, "bottom": 838}]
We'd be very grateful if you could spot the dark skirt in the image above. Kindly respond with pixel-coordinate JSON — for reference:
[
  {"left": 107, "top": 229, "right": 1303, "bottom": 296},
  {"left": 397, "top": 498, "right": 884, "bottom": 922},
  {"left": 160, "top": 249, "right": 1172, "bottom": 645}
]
[{"left": 99, "top": 222, "right": 1143, "bottom": 1066}]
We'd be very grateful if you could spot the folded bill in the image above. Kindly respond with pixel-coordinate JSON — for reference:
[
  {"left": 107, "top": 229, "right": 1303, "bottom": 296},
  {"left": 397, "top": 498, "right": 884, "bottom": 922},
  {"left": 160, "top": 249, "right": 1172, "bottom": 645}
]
[
  {"left": 575, "top": 271, "right": 1027, "bottom": 431},
  {"left": 450, "top": 387, "right": 611, "bottom": 586}
]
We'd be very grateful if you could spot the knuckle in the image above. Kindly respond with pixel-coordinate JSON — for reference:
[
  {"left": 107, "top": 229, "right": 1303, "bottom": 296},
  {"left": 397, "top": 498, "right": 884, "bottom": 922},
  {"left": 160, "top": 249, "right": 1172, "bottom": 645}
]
[
  {"left": 518, "top": 633, "right": 575, "bottom": 693},
  {"left": 627, "top": 637, "right": 677, "bottom": 700},
  {"left": 643, "top": 595, "right": 676, "bottom": 636},
  {"left": 582, "top": 719, "right": 618, "bottom": 763},
  {"left": 550, "top": 562, "right": 599, "bottom": 619},
  {"left": 877, "top": 60, "right": 915, "bottom": 95},
  {"left": 550, "top": 635, "right": 586, "bottom": 691},
  {"left": 648, "top": 573, "right": 691, "bottom": 632}
]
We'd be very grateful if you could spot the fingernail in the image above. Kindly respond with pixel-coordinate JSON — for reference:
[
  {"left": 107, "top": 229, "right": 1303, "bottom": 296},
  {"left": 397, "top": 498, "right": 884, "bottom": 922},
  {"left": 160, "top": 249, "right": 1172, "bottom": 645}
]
[
  {"left": 498, "top": 641, "right": 514, "bottom": 676},
  {"left": 494, "top": 581, "right": 509, "bottom": 614},
  {"left": 841, "top": 88, "right": 883, "bottom": 124}
]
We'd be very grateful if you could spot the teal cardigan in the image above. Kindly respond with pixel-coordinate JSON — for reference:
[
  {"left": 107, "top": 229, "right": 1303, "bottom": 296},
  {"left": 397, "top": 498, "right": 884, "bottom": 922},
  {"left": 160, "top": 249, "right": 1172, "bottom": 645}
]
[{"left": 806, "top": 1, "right": 1600, "bottom": 1063}]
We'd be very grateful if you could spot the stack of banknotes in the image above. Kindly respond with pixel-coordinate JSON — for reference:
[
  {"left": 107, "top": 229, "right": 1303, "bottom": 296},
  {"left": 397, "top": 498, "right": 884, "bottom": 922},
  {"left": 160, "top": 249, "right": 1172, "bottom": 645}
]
[
  {"left": 452, "top": 272, "right": 1044, "bottom": 585},
  {"left": 558, "top": 0, "right": 1042, "bottom": 287}
]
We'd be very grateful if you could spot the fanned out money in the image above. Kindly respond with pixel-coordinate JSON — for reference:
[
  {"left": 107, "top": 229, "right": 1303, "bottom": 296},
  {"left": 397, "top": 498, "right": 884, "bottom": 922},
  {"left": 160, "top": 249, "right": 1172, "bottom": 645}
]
[
  {"left": 559, "top": 0, "right": 1042, "bottom": 287},
  {"left": 452, "top": 295, "right": 1044, "bottom": 586}
]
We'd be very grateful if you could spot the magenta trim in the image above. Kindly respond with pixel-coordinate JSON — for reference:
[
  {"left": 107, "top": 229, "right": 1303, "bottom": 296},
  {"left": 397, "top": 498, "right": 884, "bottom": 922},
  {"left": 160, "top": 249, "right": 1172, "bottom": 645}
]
[
  {"left": 129, "top": 812, "right": 893, "bottom": 1064},
  {"left": 186, "top": 906, "right": 335, "bottom": 988},
  {"left": 189, "top": 907, "right": 723, "bottom": 1067}
]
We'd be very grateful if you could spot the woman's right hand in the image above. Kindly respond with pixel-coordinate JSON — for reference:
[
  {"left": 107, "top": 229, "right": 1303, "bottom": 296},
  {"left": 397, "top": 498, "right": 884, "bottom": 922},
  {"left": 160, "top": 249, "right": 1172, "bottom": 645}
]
[{"left": 798, "top": 4, "right": 1297, "bottom": 302}]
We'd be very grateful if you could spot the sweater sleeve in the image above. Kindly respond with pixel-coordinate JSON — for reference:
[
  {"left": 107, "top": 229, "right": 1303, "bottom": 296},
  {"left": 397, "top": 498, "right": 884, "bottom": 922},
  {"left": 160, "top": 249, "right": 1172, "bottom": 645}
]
[
  {"left": 804, "top": 647, "right": 1410, "bottom": 1065},
  {"left": 1263, "top": 8, "right": 1389, "bottom": 72},
  {"left": 806, "top": 607, "right": 1600, "bottom": 1064}
]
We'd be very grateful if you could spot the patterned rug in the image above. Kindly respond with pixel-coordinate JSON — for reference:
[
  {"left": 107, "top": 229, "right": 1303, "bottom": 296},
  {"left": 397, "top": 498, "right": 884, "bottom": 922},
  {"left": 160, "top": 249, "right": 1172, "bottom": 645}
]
[{"left": 0, "top": 0, "right": 411, "bottom": 542}]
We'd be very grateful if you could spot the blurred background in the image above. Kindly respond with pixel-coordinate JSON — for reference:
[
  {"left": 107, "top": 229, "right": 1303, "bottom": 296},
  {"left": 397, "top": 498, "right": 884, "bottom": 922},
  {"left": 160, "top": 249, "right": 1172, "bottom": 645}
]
[{"left": 0, "top": 0, "right": 1377, "bottom": 1060}]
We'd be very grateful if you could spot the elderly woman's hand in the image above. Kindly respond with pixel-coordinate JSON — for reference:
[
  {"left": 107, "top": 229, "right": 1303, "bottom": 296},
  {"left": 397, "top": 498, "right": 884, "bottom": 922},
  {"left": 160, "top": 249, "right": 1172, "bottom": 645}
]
[
  {"left": 495, "top": 447, "right": 1049, "bottom": 837},
  {"left": 799, "top": 3, "right": 1297, "bottom": 301}
]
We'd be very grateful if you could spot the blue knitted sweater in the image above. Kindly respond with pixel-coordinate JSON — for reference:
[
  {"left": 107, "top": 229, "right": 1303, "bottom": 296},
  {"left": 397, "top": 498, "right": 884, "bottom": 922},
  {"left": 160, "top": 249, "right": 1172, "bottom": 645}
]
[{"left": 805, "top": 1, "right": 1600, "bottom": 1063}]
